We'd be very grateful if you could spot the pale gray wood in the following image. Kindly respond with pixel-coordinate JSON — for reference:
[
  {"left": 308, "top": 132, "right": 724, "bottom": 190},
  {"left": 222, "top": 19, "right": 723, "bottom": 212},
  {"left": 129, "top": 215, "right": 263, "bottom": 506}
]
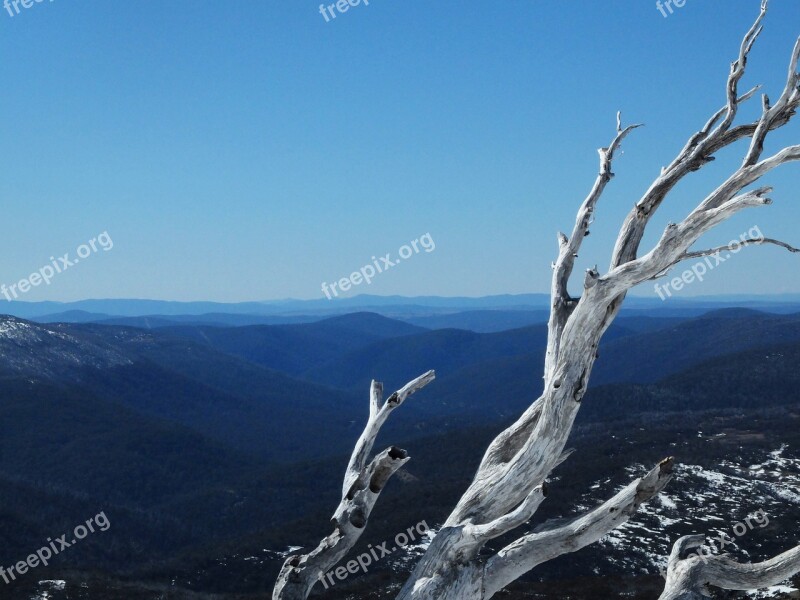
[
  {"left": 660, "top": 535, "right": 800, "bottom": 599},
  {"left": 271, "top": 372, "right": 434, "bottom": 600},
  {"left": 273, "top": 2, "right": 800, "bottom": 598}
]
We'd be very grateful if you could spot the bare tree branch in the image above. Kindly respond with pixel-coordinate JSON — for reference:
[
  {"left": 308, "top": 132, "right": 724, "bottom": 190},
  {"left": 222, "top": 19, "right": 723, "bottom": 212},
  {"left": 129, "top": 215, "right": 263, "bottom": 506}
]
[
  {"left": 273, "top": 3, "right": 800, "bottom": 599},
  {"left": 272, "top": 371, "right": 435, "bottom": 600},
  {"left": 393, "top": 5, "right": 800, "bottom": 598},
  {"left": 743, "top": 36, "right": 800, "bottom": 167},
  {"left": 682, "top": 237, "right": 800, "bottom": 260},
  {"left": 705, "top": 545, "right": 800, "bottom": 590},
  {"left": 546, "top": 114, "right": 642, "bottom": 379},
  {"left": 396, "top": 460, "right": 673, "bottom": 600},
  {"left": 648, "top": 235, "right": 800, "bottom": 280},
  {"left": 466, "top": 483, "right": 548, "bottom": 543},
  {"left": 610, "top": 1, "right": 794, "bottom": 270},
  {"left": 483, "top": 458, "right": 674, "bottom": 598},
  {"left": 344, "top": 371, "right": 435, "bottom": 495},
  {"left": 659, "top": 535, "right": 800, "bottom": 600}
]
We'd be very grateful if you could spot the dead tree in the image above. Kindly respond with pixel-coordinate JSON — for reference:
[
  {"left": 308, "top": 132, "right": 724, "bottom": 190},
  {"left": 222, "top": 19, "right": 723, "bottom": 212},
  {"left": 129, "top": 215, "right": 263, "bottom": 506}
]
[
  {"left": 273, "top": 2, "right": 800, "bottom": 598},
  {"left": 272, "top": 372, "right": 436, "bottom": 599},
  {"left": 660, "top": 535, "right": 800, "bottom": 599}
]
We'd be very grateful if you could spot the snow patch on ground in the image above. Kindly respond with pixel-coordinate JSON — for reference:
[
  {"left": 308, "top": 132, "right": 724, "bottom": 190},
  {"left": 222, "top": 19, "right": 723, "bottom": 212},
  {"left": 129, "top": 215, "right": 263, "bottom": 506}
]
[
  {"left": 31, "top": 580, "right": 66, "bottom": 599},
  {"left": 589, "top": 446, "right": 800, "bottom": 586}
]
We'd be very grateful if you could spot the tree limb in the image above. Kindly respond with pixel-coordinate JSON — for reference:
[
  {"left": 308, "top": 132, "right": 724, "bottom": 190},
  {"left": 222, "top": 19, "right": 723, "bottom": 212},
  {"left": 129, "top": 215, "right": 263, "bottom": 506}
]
[
  {"left": 682, "top": 237, "right": 800, "bottom": 260},
  {"left": 465, "top": 483, "right": 548, "bottom": 543},
  {"left": 546, "top": 114, "right": 641, "bottom": 379},
  {"left": 484, "top": 458, "right": 674, "bottom": 598},
  {"left": 659, "top": 535, "right": 800, "bottom": 600},
  {"left": 344, "top": 371, "right": 435, "bottom": 495},
  {"left": 610, "top": 1, "right": 796, "bottom": 270},
  {"left": 272, "top": 371, "right": 435, "bottom": 600},
  {"left": 394, "top": 6, "right": 800, "bottom": 597},
  {"left": 274, "top": 4, "right": 800, "bottom": 599}
]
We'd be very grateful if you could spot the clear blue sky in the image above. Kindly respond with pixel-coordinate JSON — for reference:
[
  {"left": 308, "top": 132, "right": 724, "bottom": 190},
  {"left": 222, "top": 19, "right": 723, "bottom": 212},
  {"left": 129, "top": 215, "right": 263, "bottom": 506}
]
[{"left": 1, "top": 0, "right": 798, "bottom": 302}]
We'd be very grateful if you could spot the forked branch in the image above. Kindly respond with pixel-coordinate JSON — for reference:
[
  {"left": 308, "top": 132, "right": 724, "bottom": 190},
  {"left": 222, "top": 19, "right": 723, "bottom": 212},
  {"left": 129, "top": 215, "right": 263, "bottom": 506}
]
[
  {"left": 272, "top": 371, "right": 435, "bottom": 600},
  {"left": 272, "top": 2, "right": 800, "bottom": 598},
  {"left": 546, "top": 113, "right": 642, "bottom": 378},
  {"left": 483, "top": 458, "right": 674, "bottom": 598}
]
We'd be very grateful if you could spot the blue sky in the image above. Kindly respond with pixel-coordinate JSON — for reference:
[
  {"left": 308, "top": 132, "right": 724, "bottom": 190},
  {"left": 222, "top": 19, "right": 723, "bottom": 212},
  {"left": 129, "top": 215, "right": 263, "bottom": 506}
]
[{"left": 0, "top": 0, "right": 799, "bottom": 302}]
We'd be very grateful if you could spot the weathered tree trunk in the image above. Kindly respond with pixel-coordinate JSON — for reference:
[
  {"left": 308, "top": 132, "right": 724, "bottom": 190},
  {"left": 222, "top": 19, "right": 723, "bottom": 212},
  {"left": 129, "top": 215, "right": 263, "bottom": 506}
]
[
  {"left": 660, "top": 535, "right": 800, "bottom": 599},
  {"left": 273, "top": 2, "right": 800, "bottom": 598}
]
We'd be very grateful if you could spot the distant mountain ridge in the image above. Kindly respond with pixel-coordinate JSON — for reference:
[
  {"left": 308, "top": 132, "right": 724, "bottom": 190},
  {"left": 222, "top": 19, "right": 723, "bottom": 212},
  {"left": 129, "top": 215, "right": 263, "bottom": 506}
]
[{"left": 7, "top": 293, "right": 800, "bottom": 326}]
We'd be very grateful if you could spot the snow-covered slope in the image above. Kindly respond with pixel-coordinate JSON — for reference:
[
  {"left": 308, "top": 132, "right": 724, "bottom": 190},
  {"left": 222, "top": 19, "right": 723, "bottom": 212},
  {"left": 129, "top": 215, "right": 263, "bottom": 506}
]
[
  {"left": 595, "top": 444, "right": 800, "bottom": 595},
  {"left": 0, "top": 315, "right": 132, "bottom": 381}
]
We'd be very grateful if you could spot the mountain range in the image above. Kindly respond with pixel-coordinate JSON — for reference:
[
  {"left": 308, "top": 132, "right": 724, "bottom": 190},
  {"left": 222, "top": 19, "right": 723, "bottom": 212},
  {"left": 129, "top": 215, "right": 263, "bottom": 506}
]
[{"left": 0, "top": 303, "right": 798, "bottom": 598}]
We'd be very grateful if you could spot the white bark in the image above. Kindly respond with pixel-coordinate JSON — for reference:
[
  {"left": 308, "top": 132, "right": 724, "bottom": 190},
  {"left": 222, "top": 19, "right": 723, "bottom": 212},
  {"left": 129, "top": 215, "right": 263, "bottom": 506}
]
[
  {"left": 660, "top": 535, "right": 800, "bottom": 599},
  {"left": 272, "top": 371, "right": 435, "bottom": 600},
  {"left": 272, "top": 2, "right": 800, "bottom": 598},
  {"left": 483, "top": 458, "right": 674, "bottom": 597},
  {"left": 396, "top": 2, "right": 800, "bottom": 597}
]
